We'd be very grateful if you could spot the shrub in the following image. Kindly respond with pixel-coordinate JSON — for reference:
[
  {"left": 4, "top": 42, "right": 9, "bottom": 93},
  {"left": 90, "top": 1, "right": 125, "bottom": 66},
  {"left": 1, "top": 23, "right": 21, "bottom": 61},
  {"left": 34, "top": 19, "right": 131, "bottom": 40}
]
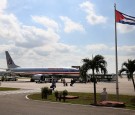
[
  {"left": 48, "top": 88, "right": 52, "bottom": 95},
  {"left": 54, "top": 90, "right": 59, "bottom": 101},
  {"left": 63, "top": 90, "right": 68, "bottom": 96},
  {"left": 62, "top": 90, "right": 68, "bottom": 102},
  {"left": 41, "top": 87, "right": 49, "bottom": 99},
  {"left": 54, "top": 90, "right": 59, "bottom": 97}
]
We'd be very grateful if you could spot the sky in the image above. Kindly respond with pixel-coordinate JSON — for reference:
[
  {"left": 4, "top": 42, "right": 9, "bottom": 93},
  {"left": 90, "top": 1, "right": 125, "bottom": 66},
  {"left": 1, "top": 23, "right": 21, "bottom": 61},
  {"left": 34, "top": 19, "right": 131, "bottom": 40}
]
[{"left": 0, "top": 0, "right": 135, "bottom": 73}]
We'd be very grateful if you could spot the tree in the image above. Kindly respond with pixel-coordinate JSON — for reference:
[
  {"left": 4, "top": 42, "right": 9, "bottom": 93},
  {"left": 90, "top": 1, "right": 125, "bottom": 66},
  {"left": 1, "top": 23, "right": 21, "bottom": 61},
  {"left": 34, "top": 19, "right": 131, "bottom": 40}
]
[
  {"left": 119, "top": 59, "right": 135, "bottom": 91},
  {"left": 81, "top": 55, "right": 107, "bottom": 105}
]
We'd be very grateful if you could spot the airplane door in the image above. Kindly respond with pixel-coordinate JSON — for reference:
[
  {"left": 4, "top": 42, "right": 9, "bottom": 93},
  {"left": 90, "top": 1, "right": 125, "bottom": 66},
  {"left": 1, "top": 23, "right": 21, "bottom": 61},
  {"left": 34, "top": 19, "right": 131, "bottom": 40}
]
[{"left": 40, "top": 75, "right": 45, "bottom": 81}]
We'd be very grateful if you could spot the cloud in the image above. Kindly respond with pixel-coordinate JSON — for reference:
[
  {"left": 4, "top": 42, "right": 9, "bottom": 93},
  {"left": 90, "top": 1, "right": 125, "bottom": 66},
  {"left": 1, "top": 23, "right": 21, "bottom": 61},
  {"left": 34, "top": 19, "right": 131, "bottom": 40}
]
[
  {"left": 117, "top": 24, "right": 135, "bottom": 33},
  {"left": 0, "top": 13, "right": 22, "bottom": 41},
  {"left": 0, "top": 12, "right": 60, "bottom": 49},
  {"left": 32, "top": 16, "right": 59, "bottom": 32},
  {"left": 118, "top": 45, "right": 135, "bottom": 56},
  {"left": 0, "top": 44, "right": 15, "bottom": 53},
  {"left": 0, "top": 0, "right": 7, "bottom": 12},
  {"left": 104, "top": 55, "right": 135, "bottom": 73},
  {"left": 60, "top": 16, "right": 85, "bottom": 33},
  {"left": 30, "top": 43, "right": 81, "bottom": 67},
  {"left": 86, "top": 44, "right": 108, "bottom": 51},
  {"left": 15, "top": 25, "right": 60, "bottom": 48},
  {"left": 85, "top": 44, "right": 135, "bottom": 57},
  {"left": 33, "top": 43, "right": 77, "bottom": 56},
  {"left": 80, "top": 1, "right": 107, "bottom": 25}
]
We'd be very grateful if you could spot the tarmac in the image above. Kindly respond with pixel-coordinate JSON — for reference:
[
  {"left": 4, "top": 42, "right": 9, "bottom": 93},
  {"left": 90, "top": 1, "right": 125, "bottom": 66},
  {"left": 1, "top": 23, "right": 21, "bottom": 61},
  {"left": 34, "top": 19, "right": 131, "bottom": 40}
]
[{"left": 0, "top": 77, "right": 134, "bottom": 96}]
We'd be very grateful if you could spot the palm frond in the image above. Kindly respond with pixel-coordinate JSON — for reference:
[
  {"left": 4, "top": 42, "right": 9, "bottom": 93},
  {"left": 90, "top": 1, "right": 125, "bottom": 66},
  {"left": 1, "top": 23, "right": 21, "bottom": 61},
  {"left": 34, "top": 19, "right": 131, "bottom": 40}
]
[{"left": 119, "top": 68, "right": 128, "bottom": 74}]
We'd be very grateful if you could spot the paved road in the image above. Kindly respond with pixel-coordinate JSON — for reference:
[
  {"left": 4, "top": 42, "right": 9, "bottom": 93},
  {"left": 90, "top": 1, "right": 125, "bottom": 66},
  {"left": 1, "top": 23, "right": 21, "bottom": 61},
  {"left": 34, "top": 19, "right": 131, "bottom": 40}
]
[
  {"left": 0, "top": 93, "right": 134, "bottom": 115},
  {"left": 0, "top": 89, "right": 39, "bottom": 95}
]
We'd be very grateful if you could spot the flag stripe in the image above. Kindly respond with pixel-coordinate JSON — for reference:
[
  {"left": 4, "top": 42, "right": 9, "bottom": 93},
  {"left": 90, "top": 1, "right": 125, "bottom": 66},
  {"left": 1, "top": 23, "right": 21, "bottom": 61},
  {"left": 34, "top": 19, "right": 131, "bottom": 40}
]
[
  {"left": 121, "top": 12, "right": 135, "bottom": 19},
  {"left": 125, "top": 17, "right": 135, "bottom": 22},
  {"left": 119, "top": 20, "right": 135, "bottom": 25}
]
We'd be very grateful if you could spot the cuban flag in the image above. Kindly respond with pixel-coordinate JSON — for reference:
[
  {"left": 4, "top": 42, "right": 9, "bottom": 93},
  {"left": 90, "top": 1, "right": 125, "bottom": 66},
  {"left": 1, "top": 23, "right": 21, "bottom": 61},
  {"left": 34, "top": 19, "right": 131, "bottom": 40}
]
[{"left": 115, "top": 10, "right": 135, "bottom": 25}]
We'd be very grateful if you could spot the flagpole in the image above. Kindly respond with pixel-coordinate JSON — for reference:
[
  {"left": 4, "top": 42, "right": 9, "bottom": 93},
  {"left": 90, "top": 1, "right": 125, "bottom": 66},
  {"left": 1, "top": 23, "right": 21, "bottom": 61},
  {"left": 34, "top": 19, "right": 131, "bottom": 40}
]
[{"left": 114, "top": 3, "right": 119, "bottom": 101}]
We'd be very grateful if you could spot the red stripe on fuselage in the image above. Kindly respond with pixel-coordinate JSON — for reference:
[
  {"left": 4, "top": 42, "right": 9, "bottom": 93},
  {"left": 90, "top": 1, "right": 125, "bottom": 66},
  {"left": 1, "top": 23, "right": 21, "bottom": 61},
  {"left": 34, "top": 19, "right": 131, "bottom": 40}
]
[{"left": 15, "top": 72, "right": 80, "bottom": 75}]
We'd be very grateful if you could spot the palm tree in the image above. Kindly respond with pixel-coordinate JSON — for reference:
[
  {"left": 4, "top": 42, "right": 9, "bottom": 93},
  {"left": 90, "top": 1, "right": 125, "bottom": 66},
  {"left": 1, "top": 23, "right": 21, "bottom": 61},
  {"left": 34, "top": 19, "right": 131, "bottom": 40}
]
[
  {"left": 119, "top": 59, "right": 135, "bottom": 91},
  {"left": 81, "top": 55, "right": 107, "bottom": 105}
]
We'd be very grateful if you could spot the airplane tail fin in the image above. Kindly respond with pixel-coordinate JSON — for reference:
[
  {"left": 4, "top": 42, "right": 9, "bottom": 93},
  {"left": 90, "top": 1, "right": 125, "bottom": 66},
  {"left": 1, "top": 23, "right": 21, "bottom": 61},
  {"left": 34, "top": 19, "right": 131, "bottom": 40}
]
[{"left": 5, "top": 51, "right": 20, "bottom": 69}]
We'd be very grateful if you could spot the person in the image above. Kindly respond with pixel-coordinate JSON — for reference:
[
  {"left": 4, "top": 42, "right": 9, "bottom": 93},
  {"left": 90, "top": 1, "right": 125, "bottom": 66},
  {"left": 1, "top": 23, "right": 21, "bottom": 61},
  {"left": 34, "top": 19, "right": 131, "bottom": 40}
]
[
  {"left": 70, "top": 79, "right": 74, "bottom": 86},
  {"left": 50, "top": 79, "right": 56, "bottom": 90},
  {"left": 63, "top": 78, "right": 66, "bottom": 86},
  {"left": 100, "top": 88, "right": 108, "bottom": 101},
  {"left": 65, "top": 82, "right": 68, "bottom": 86}
]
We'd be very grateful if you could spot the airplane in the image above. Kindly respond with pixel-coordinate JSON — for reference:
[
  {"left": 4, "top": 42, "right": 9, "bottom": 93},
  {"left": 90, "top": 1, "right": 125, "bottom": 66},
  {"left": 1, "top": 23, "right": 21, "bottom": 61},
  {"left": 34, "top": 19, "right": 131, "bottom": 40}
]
[{"left": 5, "top": 51, "right": 80, "bottom": 82}]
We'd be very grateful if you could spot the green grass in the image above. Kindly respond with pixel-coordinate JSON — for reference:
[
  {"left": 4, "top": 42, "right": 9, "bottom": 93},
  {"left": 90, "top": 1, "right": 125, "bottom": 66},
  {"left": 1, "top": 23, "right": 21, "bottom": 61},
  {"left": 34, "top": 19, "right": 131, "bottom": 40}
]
[
  {"left": 28, "top": 92, "right": 135, "bottom": 110},
  {"left": 0, "top": 87, "right": 20, "bottom": 91}
]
